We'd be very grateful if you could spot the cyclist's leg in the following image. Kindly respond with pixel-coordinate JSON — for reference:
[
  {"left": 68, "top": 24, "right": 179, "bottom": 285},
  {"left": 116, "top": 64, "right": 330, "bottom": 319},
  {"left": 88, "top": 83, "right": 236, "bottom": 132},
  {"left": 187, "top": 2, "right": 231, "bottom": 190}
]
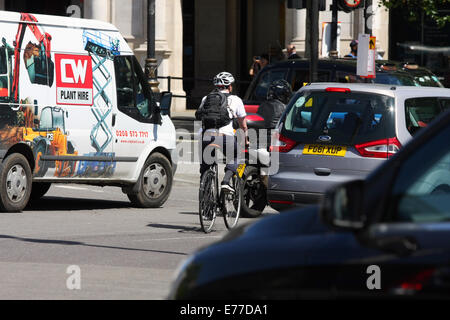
[
  {"left": 221, "top": 135, "right": 239, "bottom": 189},
  {"left": 200, "top": 135, "right": 216, "bottom": 181}
]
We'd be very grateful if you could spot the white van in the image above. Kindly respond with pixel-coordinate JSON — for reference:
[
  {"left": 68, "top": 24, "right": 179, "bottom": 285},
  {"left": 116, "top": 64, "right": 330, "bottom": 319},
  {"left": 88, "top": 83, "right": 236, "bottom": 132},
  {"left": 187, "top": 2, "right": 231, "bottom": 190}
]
[{"left": 0, "top": 11, "right": 177, "bottom": 212}]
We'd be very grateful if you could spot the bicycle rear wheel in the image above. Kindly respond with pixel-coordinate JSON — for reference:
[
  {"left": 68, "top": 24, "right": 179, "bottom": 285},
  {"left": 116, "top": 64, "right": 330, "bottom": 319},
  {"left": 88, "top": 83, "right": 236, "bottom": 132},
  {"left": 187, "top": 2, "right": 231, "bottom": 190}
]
[
  {"left": 222, "top": 175, "right": 241, "bottom": 229},
  {"left": 199, "top": 170, "right": 218, "bottom": 233}
]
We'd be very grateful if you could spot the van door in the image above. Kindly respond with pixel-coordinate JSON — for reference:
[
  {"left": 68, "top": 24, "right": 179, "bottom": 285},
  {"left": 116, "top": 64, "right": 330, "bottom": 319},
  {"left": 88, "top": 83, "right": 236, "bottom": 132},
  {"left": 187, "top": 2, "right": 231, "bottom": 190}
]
[{"left": 111, "top": 55, "right": 156, "bottom": 179}]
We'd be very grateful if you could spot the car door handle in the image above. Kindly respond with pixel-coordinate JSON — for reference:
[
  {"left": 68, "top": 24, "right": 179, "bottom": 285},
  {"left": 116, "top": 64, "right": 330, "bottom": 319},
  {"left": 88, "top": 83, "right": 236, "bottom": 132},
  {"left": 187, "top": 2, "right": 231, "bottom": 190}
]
[
  {"left": 112, "top": 113, "right": 116, "bottom": 127},
  {"left": 314, "top": 168, "right": 331, "bottom": 176}
]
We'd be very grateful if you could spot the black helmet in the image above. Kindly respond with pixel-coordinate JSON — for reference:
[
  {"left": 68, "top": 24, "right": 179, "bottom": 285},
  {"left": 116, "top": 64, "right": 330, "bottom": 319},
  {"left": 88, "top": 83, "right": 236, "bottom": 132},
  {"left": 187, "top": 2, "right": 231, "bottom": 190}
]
[{"left": 267, "top": 79, "right": 292, "bottom": 104}]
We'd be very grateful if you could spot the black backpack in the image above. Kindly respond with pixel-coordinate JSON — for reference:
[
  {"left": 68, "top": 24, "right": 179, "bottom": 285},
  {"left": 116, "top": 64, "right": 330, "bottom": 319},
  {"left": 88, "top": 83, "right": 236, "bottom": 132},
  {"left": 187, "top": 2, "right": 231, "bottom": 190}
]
[{"left": 195, "top": 90, "right": 232, "bottom": 129}]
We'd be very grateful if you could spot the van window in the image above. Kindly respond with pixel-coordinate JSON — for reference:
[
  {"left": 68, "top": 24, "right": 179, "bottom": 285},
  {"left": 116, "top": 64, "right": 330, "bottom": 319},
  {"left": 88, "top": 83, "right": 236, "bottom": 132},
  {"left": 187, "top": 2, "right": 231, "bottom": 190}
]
[
  {"left": 251, "top": 69, "right": 288, "bottom": 101},
  {"left": 405, "top": 97, "right": 449, "bottom": 135},
  {"left": 114, "top": 56, "right": 153, "bottom": 121},
  {"left": 282, "top": 90, "right": 395, "bottom": 145}
]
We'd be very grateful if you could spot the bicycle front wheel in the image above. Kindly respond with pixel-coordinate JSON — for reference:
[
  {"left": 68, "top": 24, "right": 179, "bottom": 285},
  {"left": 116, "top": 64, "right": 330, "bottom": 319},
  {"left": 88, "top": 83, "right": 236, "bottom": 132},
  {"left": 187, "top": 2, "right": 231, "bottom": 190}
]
[
  {"left": 222, "top": 175, "right": 241, "bottom": 229},
  {"left": 199, "top": 170, "right": 218, "bottom": 233}
]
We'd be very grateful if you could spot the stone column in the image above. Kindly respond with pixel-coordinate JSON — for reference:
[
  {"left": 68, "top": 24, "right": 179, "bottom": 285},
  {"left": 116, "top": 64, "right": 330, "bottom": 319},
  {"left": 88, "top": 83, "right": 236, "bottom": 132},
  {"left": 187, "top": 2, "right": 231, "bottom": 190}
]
[
  {"left": 371, "top": 0, "right": 389, "bottom": 58},
  {"left": 85, "top": 0, "right": 110, "bottom": 22},
  {"left": 288, "top": 8, "right": 307, "bottom": 56}
]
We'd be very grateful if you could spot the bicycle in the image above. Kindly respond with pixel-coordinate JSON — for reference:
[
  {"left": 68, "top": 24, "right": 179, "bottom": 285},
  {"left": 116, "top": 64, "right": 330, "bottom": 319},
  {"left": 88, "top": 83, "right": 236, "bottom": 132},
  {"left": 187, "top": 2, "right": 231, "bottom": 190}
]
[{"left": 199, "top": 144, "right": 245, "bottom": 233}]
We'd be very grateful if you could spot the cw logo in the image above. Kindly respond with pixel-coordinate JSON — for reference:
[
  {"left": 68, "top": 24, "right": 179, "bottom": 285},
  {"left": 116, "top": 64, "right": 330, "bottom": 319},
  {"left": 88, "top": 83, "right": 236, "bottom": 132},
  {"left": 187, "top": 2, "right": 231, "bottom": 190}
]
[
  {"left": 55, "top": 53, "right": 93, "bottom": 89},
  {"left": 60, "top": 59, "right": 88, "bottom": 84}
]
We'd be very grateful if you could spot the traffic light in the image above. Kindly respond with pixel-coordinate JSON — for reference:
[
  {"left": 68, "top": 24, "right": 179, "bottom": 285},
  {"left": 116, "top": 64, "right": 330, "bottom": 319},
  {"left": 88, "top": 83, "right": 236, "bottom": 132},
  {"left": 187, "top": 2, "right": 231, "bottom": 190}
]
[
  {"left": 337, "top": 0, "right": 365, "bottom": 12},
  {"left": 287, "top": 0, "right": 327, "bottom": 11}
]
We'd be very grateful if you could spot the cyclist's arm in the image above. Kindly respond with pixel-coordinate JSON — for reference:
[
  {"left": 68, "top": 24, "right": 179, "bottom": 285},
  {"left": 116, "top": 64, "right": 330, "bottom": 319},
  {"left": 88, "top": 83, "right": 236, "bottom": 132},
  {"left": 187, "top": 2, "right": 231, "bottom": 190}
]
[{"left": 238, "top": 116, "right": 248, "bottom": 133}]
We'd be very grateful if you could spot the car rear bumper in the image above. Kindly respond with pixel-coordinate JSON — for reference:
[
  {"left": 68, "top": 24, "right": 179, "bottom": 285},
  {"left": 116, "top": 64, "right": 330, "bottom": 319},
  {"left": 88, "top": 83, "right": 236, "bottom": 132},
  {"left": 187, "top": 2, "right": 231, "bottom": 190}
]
[{"left": 267, "top": 189, "right": 323, "bottom": 211}]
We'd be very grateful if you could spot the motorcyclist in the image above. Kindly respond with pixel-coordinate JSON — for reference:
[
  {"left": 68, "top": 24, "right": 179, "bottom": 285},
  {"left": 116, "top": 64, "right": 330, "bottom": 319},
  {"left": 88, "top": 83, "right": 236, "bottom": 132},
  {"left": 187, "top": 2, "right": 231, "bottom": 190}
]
[{"left": 257, "top": 79, "right": 292, "bottom": 129}]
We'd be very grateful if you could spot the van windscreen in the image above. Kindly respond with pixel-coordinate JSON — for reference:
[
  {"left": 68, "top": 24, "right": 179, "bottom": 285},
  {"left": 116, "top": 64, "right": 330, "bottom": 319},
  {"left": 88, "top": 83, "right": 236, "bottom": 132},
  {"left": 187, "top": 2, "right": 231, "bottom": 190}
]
[{"left": 281, "top": 90, "right": 395, "bottom": 145}]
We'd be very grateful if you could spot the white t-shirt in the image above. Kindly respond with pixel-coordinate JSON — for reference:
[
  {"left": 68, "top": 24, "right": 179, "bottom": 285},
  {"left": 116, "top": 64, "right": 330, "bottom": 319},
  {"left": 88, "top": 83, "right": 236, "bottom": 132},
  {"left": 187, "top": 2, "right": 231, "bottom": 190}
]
[{"left": 199, "top": 89, "right": 247, "bottom": 136}]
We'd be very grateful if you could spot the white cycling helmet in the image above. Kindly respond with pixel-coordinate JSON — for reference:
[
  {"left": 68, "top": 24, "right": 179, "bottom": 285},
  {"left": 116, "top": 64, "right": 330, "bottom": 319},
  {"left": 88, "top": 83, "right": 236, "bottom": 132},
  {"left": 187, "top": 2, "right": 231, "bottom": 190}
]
[{"left": 213, "top": 72, "right": 235, "bottom": 87}]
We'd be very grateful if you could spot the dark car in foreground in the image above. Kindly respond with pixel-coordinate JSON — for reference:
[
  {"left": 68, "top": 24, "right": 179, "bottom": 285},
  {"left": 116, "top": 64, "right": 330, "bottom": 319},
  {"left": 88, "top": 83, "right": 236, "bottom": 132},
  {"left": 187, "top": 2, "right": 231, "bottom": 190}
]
[{"left": 169, "top": 110, "right": 450, "bottom": 299}]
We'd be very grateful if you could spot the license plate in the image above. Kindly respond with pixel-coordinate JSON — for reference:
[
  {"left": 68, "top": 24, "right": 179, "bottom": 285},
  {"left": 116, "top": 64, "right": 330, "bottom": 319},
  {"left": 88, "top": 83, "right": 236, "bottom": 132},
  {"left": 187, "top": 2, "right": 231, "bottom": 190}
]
[
  {"left": 237, "top": 164, "right": 246, "bottom": 178},
  {"left": 303, "top": 144, "right": 347, "bottom": 157}
]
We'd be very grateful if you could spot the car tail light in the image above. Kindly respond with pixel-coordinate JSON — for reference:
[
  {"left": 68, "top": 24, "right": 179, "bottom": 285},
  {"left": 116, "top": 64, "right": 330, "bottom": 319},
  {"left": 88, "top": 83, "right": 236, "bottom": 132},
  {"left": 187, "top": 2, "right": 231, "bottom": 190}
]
[
  {"left": 325, "top": 87, "right": 351, "bottom": 93},
  {"left": 269, "top": 200, "right": 294, "bottom": 205},
  {"left": 244, "top": 104, "right": 260, "bottom": 114},
  {"left": 394, "top": 269, "right": 435, "bottom": 294},
  {"left": 355, "top": 137, "right": 402, "bottom": 158},
  {"left": 270, "top": 132, "right": 298, "bottom": 153},
  {"left": 245, "top": 114, "right": 265, "bottom": 122}
]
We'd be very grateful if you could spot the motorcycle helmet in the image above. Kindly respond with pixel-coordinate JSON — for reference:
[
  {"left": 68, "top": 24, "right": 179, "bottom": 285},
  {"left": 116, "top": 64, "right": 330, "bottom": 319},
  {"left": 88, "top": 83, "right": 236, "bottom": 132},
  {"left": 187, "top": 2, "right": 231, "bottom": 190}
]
[{"left": 267, "top": 79, "right": 292, "bottom": 104}]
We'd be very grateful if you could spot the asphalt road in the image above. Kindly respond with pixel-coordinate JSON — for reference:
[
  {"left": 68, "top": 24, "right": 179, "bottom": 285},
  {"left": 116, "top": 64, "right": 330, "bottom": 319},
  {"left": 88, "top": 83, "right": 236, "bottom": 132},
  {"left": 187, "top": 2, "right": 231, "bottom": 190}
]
[{"left": 0, "top": 141, "right": 276, "bottom": 300}]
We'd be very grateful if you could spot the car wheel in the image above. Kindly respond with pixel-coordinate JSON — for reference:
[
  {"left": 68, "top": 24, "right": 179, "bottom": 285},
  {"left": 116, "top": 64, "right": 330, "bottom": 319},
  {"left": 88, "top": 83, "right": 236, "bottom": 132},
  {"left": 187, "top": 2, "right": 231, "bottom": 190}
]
[
  {"left": 0, "top": 153, "right": 32, "bottom": 212},
  {"left": 127, "top": 152, "right": 173, "bottom": 208},
  {"left": 30, "top": 182, "right": 51, "bottom": 201},
  {"left": 241, "top": 165, "right": 266, "bottom": 218}
]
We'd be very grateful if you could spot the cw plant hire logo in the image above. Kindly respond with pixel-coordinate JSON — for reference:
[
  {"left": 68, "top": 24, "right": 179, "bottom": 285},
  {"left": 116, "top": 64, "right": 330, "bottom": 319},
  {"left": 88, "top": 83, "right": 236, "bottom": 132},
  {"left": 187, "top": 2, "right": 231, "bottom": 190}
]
[{"left": 55, "top": 53, "right": 93, "bottom": 106}]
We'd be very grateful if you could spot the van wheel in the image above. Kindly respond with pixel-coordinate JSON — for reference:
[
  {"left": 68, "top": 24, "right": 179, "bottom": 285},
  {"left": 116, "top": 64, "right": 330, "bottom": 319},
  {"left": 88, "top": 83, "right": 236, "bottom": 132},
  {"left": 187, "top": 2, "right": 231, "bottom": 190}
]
[
  {"left": 30, "top": 182, "right": 51, "bottom": 201},
  {"left": 127, "top": 152, "right": 173, "bottom": 208},
  {"left": 0, "top": 153, "right": 32, "bottom": 212}
]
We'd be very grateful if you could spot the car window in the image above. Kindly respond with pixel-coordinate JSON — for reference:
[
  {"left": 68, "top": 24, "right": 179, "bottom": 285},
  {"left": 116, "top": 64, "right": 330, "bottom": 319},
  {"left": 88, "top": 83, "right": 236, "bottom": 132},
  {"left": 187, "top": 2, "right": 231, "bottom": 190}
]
[
  {"left": 281, "top": 90, "right": 395, "bottom": 145},
  {"left": 335, "top": 71, "right": 365, "bottom": 84},
  {"left": 389, "top": 123, "right": 450, "bottom": 223},
  {"left": 291, "top": 69, "right": 309, "bottom": 91},
  {"left": 251, "top": 69, "right": 288, "bottom": 101},
  {"left": 440, "top": 99, "right": 450, "bottom": 111},
  {"left": 373, "top": 72, "right": 417, "bottom": 86},
  {"left": 405, "top": 97, "right": 447, "bottom": 136},
  {"left": 413, "top": 72, "right": 444, "bottom": 88},
  {"left": 291, "top": 69, "right": 331, "bottom": 92}
]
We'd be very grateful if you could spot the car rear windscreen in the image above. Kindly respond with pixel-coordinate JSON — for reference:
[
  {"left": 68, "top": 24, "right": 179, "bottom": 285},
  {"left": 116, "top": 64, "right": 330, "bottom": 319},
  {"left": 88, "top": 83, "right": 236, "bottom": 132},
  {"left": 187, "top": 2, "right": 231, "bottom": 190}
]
[{"left": 281, "top": 90, "right": 396, "bottom": 145}]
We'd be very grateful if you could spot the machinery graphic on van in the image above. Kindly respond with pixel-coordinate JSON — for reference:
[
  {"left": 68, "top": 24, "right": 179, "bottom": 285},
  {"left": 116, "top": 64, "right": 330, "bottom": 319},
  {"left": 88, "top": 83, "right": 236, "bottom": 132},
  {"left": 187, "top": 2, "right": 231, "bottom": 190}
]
[
  {"left": 0, "top": 13, "right": 78, "bottom": 178},
  {"left": 22, "top": 105, "right": 78, "bottom": 178},
  {"left": 75, "top": 30, "right": 118, "bottom": 178}
]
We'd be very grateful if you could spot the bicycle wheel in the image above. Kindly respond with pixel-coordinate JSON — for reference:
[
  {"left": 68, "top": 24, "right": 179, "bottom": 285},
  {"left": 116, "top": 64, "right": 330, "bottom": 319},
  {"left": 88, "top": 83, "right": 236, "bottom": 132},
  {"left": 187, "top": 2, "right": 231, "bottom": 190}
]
[
  {"left": 222, "top": 175, "right": 241, "bottom": 229},
  {"left": 199, "top": 169, "right": 218, "bottom": 233}
]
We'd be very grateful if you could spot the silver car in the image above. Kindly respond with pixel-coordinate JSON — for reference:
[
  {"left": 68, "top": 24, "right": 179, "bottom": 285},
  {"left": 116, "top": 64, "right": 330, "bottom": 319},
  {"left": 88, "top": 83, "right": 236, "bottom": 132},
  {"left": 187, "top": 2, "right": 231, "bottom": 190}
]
[{"left": 268, "top": 83, "right": 450, "bottom": 211}]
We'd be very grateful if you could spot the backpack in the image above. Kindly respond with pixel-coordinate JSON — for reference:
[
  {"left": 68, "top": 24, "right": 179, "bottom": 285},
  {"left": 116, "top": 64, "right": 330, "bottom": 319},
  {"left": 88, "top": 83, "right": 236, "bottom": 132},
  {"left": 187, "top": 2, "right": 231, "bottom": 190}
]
[{"left": 195, "top": 90, "right": 232, "bottom": 129}]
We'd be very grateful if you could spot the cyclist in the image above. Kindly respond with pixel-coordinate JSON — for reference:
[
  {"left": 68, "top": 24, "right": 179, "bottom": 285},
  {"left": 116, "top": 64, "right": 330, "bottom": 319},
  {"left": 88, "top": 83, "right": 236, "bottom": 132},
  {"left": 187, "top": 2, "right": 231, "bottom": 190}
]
[{"left": 195, "top": 71, "right": 248, "bottom": 193}]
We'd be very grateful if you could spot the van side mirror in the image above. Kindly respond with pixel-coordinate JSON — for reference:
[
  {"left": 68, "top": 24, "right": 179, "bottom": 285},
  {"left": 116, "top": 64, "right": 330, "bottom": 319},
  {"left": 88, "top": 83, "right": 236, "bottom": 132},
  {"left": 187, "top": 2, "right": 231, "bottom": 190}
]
[
  {"left": 160, "top": 91, "right": 172, "bottom": 116},
  {"left": 320, "top": 180, "right": 366, "bottom": 231}
]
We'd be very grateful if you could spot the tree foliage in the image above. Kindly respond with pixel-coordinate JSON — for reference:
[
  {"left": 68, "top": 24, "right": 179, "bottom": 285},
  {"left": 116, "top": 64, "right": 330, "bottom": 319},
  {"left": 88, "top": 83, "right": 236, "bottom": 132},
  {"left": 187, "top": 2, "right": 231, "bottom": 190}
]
[{"left": 379, "top": 0, "right": 450, "bottom": 27}]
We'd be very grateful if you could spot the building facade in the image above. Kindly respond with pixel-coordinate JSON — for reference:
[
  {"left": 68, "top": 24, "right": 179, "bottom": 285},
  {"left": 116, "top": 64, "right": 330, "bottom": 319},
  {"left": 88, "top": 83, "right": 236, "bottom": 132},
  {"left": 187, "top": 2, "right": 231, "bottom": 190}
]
[{"left": 0, "top": 1, "right": 448, "bottom": 111}]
